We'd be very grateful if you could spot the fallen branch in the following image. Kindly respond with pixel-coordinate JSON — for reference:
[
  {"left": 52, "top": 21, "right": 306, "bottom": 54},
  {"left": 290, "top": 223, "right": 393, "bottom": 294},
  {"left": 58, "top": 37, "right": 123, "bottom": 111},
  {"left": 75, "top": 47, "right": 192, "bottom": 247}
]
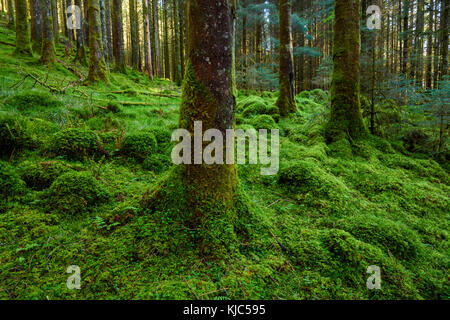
[{"left": 111, "top": 89, "right": 180, "bottom": 98}]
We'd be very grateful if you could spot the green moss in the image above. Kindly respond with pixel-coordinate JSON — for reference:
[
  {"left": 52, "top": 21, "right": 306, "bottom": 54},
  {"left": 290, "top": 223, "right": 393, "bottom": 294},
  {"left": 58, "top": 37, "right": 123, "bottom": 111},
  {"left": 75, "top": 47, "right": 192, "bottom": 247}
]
[
  {"left": 237, "top": 96, "right": 267, "bottom": 113},
  {"left": 121, "top": 131, "right": 157, "bottom": 160},
  {"left": 0, "top": 113, "right": 30, "bottom": 156},
  {"left": 50, "top": 128, "right": 99, "bottom": 159},
  {"left": 47, "top": 171, "right": 111, "bottom": 214},
  {"left": 327, "top": 138, "right": 353, "bottom": 159},
  {"left": 249, "top": 115, "right": 278, "bottom": 130},
  {"left": 142, "top": 154, "right": 172, "bottom": 173},
  {"left": 18, "top": 160, "right": 74, "bottom": 190},
  {"left": 0, "top": 161, "right": 26, "bottom": 197},
  {"left": 5, "top": 90, "right": 63, "bottom": 110}
]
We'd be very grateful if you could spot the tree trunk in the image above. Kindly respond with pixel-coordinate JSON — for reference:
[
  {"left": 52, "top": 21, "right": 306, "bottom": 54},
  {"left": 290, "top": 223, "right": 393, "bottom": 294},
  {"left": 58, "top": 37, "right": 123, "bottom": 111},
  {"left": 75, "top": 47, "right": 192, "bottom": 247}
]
[
  {"left": 105, "top": 0, "right": 113, "bottom": 62},
  {"left": 87, "top": 0, "right": 109, "bottom": 82},
  {"left": 112, "top": 0, "right": 125, "bottom": 72},
  {"left": 143, "top": 0, "right": 153, "bottom": 80},
  {"left": 142, "top": 0, "right": 239, "bottom": 257},
  {"left": 7, "top": 0, "right": 14, "bottom": 29},
  {"left": 440, "top": 0, "right": 449, "bottom": 80},
  {"left": 51, "top": 0, "right": 59, "bottom": 44},
  {"left": 426, "top": 0, "right": 434, "bottom": 89},
  {"left": 152, "top": 0, "right": 162, "bottom": 77},
  {"left": 178, "top": 0, "right": 184, "bottom": 79},
  {"left": 163, "top": 1, "right": 170, "bottom": 79},
  {"left": 41, "top": 0, "right": 56, "bottom": 65},
  {"left": 14, "top": 0, "right": 32, "bottom": 56},
  {"left": 172, "top": 0, "right": 180, "bottom": 85},
  {"left": 129, "top": 0, "right": 139, "bottom": 69},
  {"left": 30, "top": 0, "right": 43, "bottom": 53},
  {"left": 276, "top": 0, "right": 296, "bottom": 116},
  {"left": 99, "top": 0, "right": 108, "bottom": 65},
  {"left": 325, "top": 0, "right": 366, "bottom": 142},
  {"left": 74, "top": 0, "right": 87, "bottom": 65}
]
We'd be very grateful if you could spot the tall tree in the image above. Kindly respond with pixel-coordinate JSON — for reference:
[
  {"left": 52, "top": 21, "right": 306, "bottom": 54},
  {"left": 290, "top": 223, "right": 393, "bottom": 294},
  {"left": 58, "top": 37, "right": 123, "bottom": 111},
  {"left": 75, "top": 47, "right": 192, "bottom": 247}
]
[
  {"left": 276, "top": 0, "right": 296, "bottom": 116},
  {"left": 30, "top": 0, "right": 43, "bottom": 53},
  {"left": 163, "top": 0, "right": 170, "bottom": 78},
  {"left": 143, "top": 0, "right": 153, "bottom": 80},
  {"left": 440, "top": 0, "right": 449, "bottom": 79},
  {"left": 129, "top": 0, "right": 139, "bottom": 69},
  {"left": 74, "top": 0, "right": 87, "bottom": 65},
  {"left": 99, "top": 0, "right": 108, "bottom": 64},
  {"left": 172, "top": 0, "right": 181, "bottom": 85},
  {"left": 143, "top": 0, "right": 239, "bottom": 256},
  {"left": 14, "top": 0, "right": 32, "bottom": 56},
  {"left": 6, "top": 0, "right": 14, "bottom": 29},
  {"left": 87, "top": 0, "right": 108, "bottom": 82},
  {"left": 152, "top": 0, "right": 161, "bottom": 77},
  {"left": 41, "top": 0, "right": 56, "bottom": 65},
  {"left": 325, "top": 0, "right": 366, "bottom": 142},
  {"left": 112, "top": 0, "right": 125, "bottom": 72},
  {"left": 51, "top": 0, "right": 59, "bottom": 44},
  {"left": 105, "top": 0, "right": 113, "bottom": 62}
]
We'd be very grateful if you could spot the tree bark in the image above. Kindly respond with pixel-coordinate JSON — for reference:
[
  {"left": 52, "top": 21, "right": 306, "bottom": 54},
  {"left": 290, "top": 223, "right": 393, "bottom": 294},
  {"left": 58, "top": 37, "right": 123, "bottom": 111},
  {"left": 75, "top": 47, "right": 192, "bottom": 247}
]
[
  {"left": 276, "top": 0, "right": 296, "bottom": 116},
  {"left": 152, "top": 0, "right": 162, "bottom": 77},
  {"left": 51, "top": 0, "right": 59, "bottom": 44},
  {"left": 14, "top": 0, "right": 32, "bottom": 56},
  {"left": 325, "top": 0, "right": 366, "bottom": 142},
  {"left": 143, "top": 0, "right": 153, "bottom": 80},
  {"left": 30, "top": 0, "right": 43, "bottom": 53},
  {"left": 129, "top": 0, "right": 139, "bottom": 69},
  {"left": 87, "top": 0, "right": 109, "bottom": 82},
  {"left": 7, "top": 0, "right": 14, "bottom": 29},
  {"left": 112, "top": 0, "right": 125, "bottom": 72},
  {"left": 41, "top": 0, "right": 56, "bottom": 65},
  {"left": 440, "top": 0, "right": 449, "bottom": 79}
]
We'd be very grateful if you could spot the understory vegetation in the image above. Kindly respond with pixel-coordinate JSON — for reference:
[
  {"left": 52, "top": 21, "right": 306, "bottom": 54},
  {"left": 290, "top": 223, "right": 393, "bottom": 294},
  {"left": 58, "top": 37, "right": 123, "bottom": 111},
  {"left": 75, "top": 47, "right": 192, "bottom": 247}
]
[{"left": 0, "top": 20, "right": 448, "bottom": 300}]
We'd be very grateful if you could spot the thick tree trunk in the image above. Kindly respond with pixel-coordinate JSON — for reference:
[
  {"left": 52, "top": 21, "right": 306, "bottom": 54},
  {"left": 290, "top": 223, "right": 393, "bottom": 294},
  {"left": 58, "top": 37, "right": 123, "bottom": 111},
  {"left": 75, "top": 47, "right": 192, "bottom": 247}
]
[
  {"left": 14, "top": 0, "right": 32, "bottom": 56},
  {"left": 112, "top": 0, "right": 125, "bottom": 72},
  {"left": 325, "top": 0, "right": 366, "bottom": 142},
  {"left": 87, "top": 0, "right": 109, "bottom": 82},
  {"left": 142, "top": 0, "right": 239, "bottom": 257},
  {"left": 41, "top": 0, "right": 56, "bottom": 65},
  {"left": 30, "top": 0, "right": 43, "bottom": 53},
  {"left": 276, "top": 0, "right": 296, "bottom": 116}
]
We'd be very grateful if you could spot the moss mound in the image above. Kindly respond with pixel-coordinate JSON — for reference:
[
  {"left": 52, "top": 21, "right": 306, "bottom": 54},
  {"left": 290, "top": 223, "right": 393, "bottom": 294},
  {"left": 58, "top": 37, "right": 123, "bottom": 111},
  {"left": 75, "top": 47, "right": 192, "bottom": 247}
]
[
  {"left": 250, "top": 114, "right": 279, "bottom": 130},
  {"left": 19, "top": 160, "right": 74, "bottom": 190},
  {"left": 143, "top": 154, "right": 172, "bottom": 173},
  {"left": 0, "top": 161, "right": 26, "bottom": 197},
  {"left": 50, "top": 128, "right": 99, "bottom": 159},
  {"left": 0, "top": 113, "right": 30, "bottom": 156},
  {"left": 6, "top": 90, "right": 63, "bottom": 110},
  {"left": 47, "top": 171, "right": 111, "bottom": 214},
  {"left": 121, "top": 131, "right": 157, "bottom": 160}
]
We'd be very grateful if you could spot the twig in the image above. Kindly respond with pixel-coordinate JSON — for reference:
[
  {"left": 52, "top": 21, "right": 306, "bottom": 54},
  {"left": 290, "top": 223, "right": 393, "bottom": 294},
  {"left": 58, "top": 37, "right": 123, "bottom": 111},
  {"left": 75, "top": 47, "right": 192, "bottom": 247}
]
[{"left": 183, "top": 277, "right": 200, "bottom": 300}]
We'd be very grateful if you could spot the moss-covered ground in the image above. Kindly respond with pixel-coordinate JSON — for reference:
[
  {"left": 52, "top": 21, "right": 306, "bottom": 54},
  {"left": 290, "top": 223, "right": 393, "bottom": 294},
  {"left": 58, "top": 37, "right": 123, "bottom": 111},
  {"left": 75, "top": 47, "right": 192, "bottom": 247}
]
[{"left": 0, "top": 20, "right": 448, "bottom": 300}]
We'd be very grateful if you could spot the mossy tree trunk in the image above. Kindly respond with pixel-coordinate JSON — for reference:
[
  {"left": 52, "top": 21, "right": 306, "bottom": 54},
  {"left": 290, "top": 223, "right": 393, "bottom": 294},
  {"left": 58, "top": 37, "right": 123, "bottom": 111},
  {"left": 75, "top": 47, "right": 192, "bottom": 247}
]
[
  {"left": 30, "top": 0, "right": 43, "bottom": 53},
  {"left": 87, "top": 0, "right": 109, "bottom": 82},
  {"left": 129, "top": 0, "right": 139, "bottom": 69},
  {"left": 143, "top": 0, "right": 239, "bottom": 257},
  {"left": 51, "top": 0, "right": 59, "bottom": 44},
  {"left": 41, "top": 0, "right": 56, "bottom": 65},
  {"left": 105, "top": 0, "right": 113, "bottom": 62},
  {"left": 276, "top": 0, "right": 296, "bottom": 116},
  {"left": 325, "top": 0, "right": 366, "bottom": 142},
  {"left": 14, "top": 0, "right": 32, "bottom": 56},
  {"left": 74, "top": 0, "right": 87, "bottom": 65},
  {"left": 143, "top": 0, "right": 153, "bottom": 80},
  {"left": 6, "top": 0, "right": 14, "bottom": 29},
  {"left": 112, "top": 0, "right": 125, "bottom": 73},
  {"left": 99, "top": 0, "right": 108, "bottom": 65}
]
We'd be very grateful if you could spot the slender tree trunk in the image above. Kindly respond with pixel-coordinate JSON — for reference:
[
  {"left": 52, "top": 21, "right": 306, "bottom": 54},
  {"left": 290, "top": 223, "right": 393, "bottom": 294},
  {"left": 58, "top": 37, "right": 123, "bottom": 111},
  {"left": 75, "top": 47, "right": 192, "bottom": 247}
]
[
  {"left": 326, "top": 0, "right": 366, "bottom": 142},
  {"left": 41, "top": 0, "right": 56, "bottom": 65},
  {"left": 276, "top": 0, "right": 296, "bottom": 116},
  {"left": 30, "top": 0, "right": 43, "bottom": 53},
  {"left": 83, "top": 0, "right": 89, "bottom": 46},
  {"left": 74, "top": 0, "right": 87, "bottom": 65},
  {"left": 426, "top": 0, "right": 434, "bottom": 89},
  {"left": 129, "top": 0, "right": 138, "bottom": 69},
  {"left": 51, "top": 0, "right": 59, "bottom": 44},
  {"left": 7, "top": 0, "right": 14, "bottom": 29},
  {"left": 163, "top": 0, "right": 170, "bottom": 79},
  {"left": 178, "top": 0, "right": 185, "bottom": 79},
  {"left": 87, "top": 0, "right": 109, "bottom": 82},
  {"left": 66, "top": 0, "right": 75, "bottom": 45},
  {"left": 99, "top": 0, "right": 108, "bottom": 65},
  {"left": 440, "top": 0, "right": 449, "bottom": 80},
  {"left": 152, "top": 0, "right": 161, "bottom": 77},
  {"left": 172, "top": 0, "right": 180, "bottom": 85},
  {"left": 112, "top": 0, "right": 125, "bottom": 72},
  {"left": 144, "top": 0, "right": 153, "bottom": 80},
  {"left": 14, "top": 0, "right": 32, "bottom": 56},
  {"left": 104, "top": 0, "right": 112, "bottom": 61},
  {"left": 415, "top": 0, "right": 425, "bottom": 86}
]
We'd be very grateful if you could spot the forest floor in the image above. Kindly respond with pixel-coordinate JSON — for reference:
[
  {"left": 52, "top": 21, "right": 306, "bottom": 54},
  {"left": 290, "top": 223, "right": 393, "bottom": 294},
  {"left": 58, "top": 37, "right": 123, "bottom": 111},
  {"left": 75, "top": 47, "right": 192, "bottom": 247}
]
[{"left": 0, "top": 20, "right": 449, "bottom": 300}]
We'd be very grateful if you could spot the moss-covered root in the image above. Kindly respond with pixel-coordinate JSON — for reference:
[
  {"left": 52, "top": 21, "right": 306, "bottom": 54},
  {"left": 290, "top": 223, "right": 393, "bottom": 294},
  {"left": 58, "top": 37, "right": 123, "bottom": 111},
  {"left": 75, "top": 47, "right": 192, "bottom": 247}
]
[
  {"left": 13, "top": 0, "right": 32, "bottom": 56},
  {"left": 40, "top": 0, "right": 56, "bottom": 65},
  {"left": 87, "top": 0, "right": 109, "bottom": 83},
  {"left": 276, "top": 0, "right": 297, "bottom": 117},
  {"left": 325, "top": 0, "right": 367, "bottom": 142}
]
